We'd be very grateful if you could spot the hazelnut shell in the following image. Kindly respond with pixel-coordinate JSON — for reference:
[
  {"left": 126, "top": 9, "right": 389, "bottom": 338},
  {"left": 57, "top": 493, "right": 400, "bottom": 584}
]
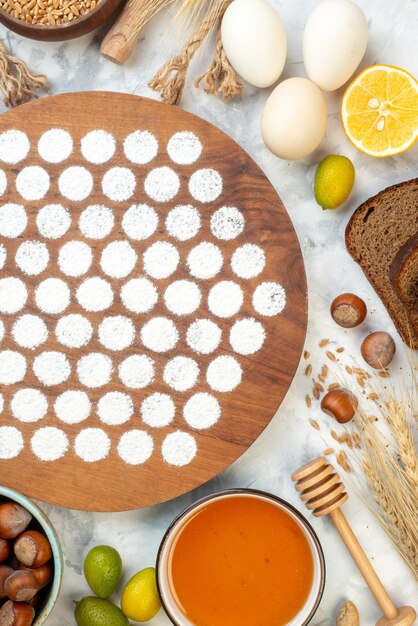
[
  {"left": 14, "top": 530, "right": 52, "bottom": 568},
  {"left": 361, "top": 331, "right": 396, "bottom": 369},
  {"left": 331, "top": 293, "right": 367, "bottom": 328},
  {"left": 0, "top": 600, "right": 35, "bottom": 626},
  {"left": 321, "top": 388, "right": 358, "bottom": 424},
  {"left": 0, "top": 503, "right": 32, "bottom": 540},
  {"left": 4, "top": 570, "right": 39, "bottom": 602}
]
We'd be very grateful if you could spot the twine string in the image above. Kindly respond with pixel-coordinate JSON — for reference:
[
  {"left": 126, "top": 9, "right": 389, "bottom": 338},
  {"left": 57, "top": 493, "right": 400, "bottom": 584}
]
[{"left": 0, "top": 42, "right": 48, "bottom": 108}]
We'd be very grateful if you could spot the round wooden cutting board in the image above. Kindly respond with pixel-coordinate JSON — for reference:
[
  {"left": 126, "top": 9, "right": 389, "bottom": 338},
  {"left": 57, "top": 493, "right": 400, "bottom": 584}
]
[{"left": 0, "top": 92, "right": 307, "bottom": 511}]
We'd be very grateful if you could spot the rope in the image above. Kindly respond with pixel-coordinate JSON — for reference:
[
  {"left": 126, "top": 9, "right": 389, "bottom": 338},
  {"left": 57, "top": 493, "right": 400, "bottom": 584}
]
[{"left": 0, "top": 42, "right": 48, "bottom": 108}]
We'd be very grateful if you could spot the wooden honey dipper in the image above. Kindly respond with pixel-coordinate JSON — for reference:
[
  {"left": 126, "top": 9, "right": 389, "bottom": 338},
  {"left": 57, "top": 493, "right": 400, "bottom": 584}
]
[{"left": 292, "top": 457, "right": 417, "bottom": 626}]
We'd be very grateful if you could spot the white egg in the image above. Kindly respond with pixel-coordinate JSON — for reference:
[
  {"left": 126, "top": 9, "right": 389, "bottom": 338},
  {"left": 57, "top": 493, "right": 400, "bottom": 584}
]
[
  {"left": 221, "top": 0, "right": 287, "bottom": 89},
  {"left": 304, "top": 0, "right": 368, "bottom": 92},
  {"left": 261, "top": 78, "right": 327, "bottom": 160}
]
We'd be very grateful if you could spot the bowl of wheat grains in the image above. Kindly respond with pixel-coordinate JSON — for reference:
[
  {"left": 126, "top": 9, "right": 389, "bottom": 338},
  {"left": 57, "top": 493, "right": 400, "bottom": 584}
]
[{"left": 0, "top": 0, "right": 122, "bottom": 40}]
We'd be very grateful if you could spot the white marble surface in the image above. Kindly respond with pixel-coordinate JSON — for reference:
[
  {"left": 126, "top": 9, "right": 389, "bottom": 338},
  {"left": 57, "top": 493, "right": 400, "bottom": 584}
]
[{"left": 1, "top": 0, "right": 418, "bottom": 623}]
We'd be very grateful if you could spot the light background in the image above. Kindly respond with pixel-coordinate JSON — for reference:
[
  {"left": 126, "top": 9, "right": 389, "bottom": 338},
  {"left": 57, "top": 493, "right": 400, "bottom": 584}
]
[{"left": 1, "top": 0, "right": 417, "bottom": 623}]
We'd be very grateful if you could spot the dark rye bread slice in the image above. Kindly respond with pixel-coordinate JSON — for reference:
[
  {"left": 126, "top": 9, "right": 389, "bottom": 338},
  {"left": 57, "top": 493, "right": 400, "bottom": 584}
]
[
  {"left": 345, "top": 178, "right": 418, "bottom": 350},
  {"left": 390, "top": 232, "right": 418, "bottom": 342}
]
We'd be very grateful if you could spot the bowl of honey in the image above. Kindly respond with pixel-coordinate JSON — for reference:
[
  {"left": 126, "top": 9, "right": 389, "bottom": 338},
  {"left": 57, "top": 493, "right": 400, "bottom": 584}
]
[{"left": 157, "top": 489, "right": 325, "bottom": 626}]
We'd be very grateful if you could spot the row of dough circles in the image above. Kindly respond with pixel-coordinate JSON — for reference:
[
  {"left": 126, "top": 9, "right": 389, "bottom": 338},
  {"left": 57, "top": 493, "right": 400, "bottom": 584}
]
[
  {"left": 0, "top": 240, "right": 266, "bottom": 281},
  {"left": 0, "top": 129, "right": 203, "bottom": 166},
  {"left": 0, "top": 165, "right": 223, "bottom": 204},
  {"left": 1, "top": 315, "right": 266, "bottom": 356},
  {"left": 0, "top": 351, "right": 243, "bottom": 392},
  {"left": 3, "top": 389, "right": 221, "bottom": 430},
  {"left": 0, "top": 204, "right": 247, "bottom": 242},
  {"left": 0, "top": 425, "right": 197, "bottom": 466},
  {"left": 0, "top": 277, "right": 286, "bottom": 318}
]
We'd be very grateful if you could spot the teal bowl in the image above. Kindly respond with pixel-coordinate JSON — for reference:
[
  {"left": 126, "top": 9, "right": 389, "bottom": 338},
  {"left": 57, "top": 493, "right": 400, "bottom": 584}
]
[{"left": 0, "top": 485, "right": 63, "bottom": 624}]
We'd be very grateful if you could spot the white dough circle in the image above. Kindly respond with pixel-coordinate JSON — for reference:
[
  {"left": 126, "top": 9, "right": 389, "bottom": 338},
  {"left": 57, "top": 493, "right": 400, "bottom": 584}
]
[
  {"left": 162, "top": 431, "right": 197, "bottom": 466},
  {"left": 0, "top": 426, "right": 23, "bottom": 459},
  {"left": 253, "top": 282, "right": 286, "bottom": 316},
  {"left": 189, "top": 168, "right": 222, "bottom": 203},
  {"left": 38, "top": 129, "right": 73, "bottom": 163},
  {"left": 102, "top": 167, "right": 136, "bottom": 202},
  {"left": 35, "top": 278, "right": 70, "bottom": 314},
  {"left": 37, "top": 204, "right": 71, "bottom": 239},
  {"left": 33, "top": 351, "right": 71, "bottom": 386},
  {"left": 0, "top": 204, "right": 27, "bottom": 238},
  {"left": 163, "top": 356, "right": 199, "bottom": 391},
  {"left": 166, "top": 205, "right": 201, "bottom": 241},
  {"left": 183, "top": 393, "right": 221, "bottom": 429},
  {"left": 119, "top": 354, "right": 155, "bottom": 389},
  {"left": 0, "top": 171, "right": 6, "bottom": 196},
  {"left": 144, "top": 166, "right": 180, "bottom": 202},
  {"left": 186, "top": 319, "right": 222, "bottom": 354},
  {"left": 0, "top": 130, "right": 30, "bottom": 164},
  {"left": 143, "top": 241, "right": 179, "bottom": 279},
  {"left": 208, "top": 281, "right": 243, "bottom": 318},
  {"left": 0, "top": 245, "right": 6, "bottom": 270},
  {"left": 98, "top": 316, "right": 135, "bottom": 351},
  {"left": 0, "top": 278, "right": 27, "bottom": 314},
  {"left": 118, "top": 430, "right": 154, "bottom": 465},
  {"left": 76, "top": 277, "right": 114, "bottom": 312},
  {"left": 121, "top": 278, "right": 158, "bottom": 314},
  {"left": 167, "top": 131, "right": 202, "bottom": 164},
  {"left": 79, "top": 205, "right": 114, "bottom": 239},
  {"left": 211, "top": 206, "right": 245, "bottom": 240},
  {"left": 12, "top": 314, "right": 48, "bottom": 349},
  {"left": 77, "top": 353, "right": 112, "bottom": 388},
  {"left": 54, "top": 390, "right": 91, "bottom": 425},
  {"left": 81, "top": 130, "right": 116, "bottom": 164},
  {"left": 141, "top": 393, "right": 175, "bottom": 428},
  {"left": 97, "top": 392, "right": 133, "bottom": 425},
  {"left": 164, "top": 280, "right": 201, "bottom": 316},
  {"left": 31, "top": 427, "right": 68, "bottom": 461},
  {"left": 0, "top": 351, "right": 26, "bottom": 384},
  {"left": 15, "top": 241, "right": 49, "bottom": 275},
  {"left": 55, "top": 314, "right": 93, "bottom": 348},
  {"left": 75, "top": 428, "right": 110, "bottom": 462},
  {"left": 59, "top": 166, "right": 93, "bottom": 201},
  {"left": 16, "top": 166, "right": 50, "bottom": 200},
  {"left": 11, "top": 389, "right": 48, "bottom": 423},
  {"left": 230, "top": 318, "right": 265, "bottom": 355},
  {"left": 100, "top": 241, "right": 137, "bottom": 279},
  {"left": 187, "top": 242, "right": 223, "bottom": 279},
  {"left": 207, "top": 355, "right": 242, "bottom": 392},
  {"left": 141, "top": 317, "right": 179, "bottom": 353},
  {"left": 122, "top": 204, "right": 158, "bottom": 240},
  {"left": 232, "top": 244, "right": 265, "bottom": 278},
  {"left": 124, "top": 131, "right": 158, "bottom": 164},
  {"left": 59, "top": 241, "right": 93, "bottom": 277}
]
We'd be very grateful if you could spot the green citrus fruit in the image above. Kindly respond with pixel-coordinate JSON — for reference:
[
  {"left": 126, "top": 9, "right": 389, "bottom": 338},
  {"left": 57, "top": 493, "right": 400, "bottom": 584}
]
[
  {"left": 314, "top": 154, "right": 355, "bottom": 209},
  {"left": 121, "top": 567, "right": 161, "bottom": 622},
  {"left": 84, "top": 545, "right": 122, "bottom": 599},
  {"left": 74, "top": 597, "right": 128, "bottom": 626}
]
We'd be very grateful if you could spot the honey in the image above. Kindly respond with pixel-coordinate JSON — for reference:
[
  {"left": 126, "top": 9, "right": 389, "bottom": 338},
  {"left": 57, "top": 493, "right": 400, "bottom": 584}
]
[{"left": 167, "top": 494, "right": 315, "bottom": 626}]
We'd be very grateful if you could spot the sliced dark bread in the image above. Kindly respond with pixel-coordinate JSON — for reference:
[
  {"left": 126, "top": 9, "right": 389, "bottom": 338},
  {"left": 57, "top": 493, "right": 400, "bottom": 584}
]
[
  {"left": 345, "top": 178, "right": 418, "bottom": 350},
  {"left": 390, "top": 231, "right": 418, "bottom": 343}
]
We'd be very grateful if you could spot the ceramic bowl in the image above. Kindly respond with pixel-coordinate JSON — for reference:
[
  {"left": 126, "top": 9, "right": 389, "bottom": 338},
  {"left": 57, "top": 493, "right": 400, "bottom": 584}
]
[
  {"left": 0, "top": 0, "right": 122, "bottom": 41},
  {"left": 0, "top": 485, "right": 63, "bottom": 625},
  {"left": 157, "top": 488, "right": 325, "bottom": 626}
]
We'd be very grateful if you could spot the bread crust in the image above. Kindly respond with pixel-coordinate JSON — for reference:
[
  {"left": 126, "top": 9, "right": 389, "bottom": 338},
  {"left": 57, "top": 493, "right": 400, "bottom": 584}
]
[
  {"left": 345, "top": 179, "right": 418, "bottom": 350},
  {"left": 390, "top": 232, "right": 418, "bottom": 339}
]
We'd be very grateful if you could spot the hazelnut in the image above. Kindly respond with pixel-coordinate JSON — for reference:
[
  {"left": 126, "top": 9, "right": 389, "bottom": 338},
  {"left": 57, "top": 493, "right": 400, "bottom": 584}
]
[
  {"left": 0, "top": 537, "right": 11, "bottom": 563},
  {"left": 0, "top": 600, "right": 35, "bottom": 626},
  {"left": 331, "top": 293, "right": 367, "bottom": 328},
  {"left": 0, "top": 564, "right": 14, "bottom": 599},
  {"left": 321, "top": 388, "right": 358, "bottom": 424},
  {"left": 0, "top": 503, "right": 32, "bottom": 540},
  {"left": 14, "top": 531, "right": 52, "bottom": 568},
  {"left": 361, "top": 331, "right": 396, "bottom": 369},
  {"left": 18, "top": 561, "right": 53, "bottom": 590},
  {"left": 3, "top": 570, "right": 39, "bottom": 602}
]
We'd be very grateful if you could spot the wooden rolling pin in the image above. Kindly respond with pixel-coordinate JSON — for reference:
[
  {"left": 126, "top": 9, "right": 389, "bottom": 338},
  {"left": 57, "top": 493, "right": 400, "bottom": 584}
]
[
  {"left": 292, "top": 457, "right": 417, "bottom": 626},
  {"left": 101, "top": 0, "right": 163, "bottom": 64}
]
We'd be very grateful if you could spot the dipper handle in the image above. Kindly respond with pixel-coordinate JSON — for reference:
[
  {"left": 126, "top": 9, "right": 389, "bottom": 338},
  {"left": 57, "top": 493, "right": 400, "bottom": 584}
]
[{"left": 292, "top": 457, "right": 416, "bottom": 626}]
